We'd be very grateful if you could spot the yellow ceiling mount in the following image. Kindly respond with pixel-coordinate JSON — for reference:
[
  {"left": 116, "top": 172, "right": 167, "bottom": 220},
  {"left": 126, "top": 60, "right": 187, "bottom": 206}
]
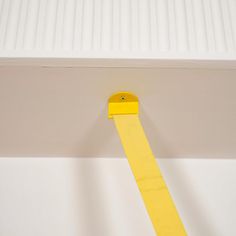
[
  {"left": 108, "top": 92, "right": 139, "bottom": 119},
  {"left": 108, "top": 92, "right": 186, "bottom": 236}
]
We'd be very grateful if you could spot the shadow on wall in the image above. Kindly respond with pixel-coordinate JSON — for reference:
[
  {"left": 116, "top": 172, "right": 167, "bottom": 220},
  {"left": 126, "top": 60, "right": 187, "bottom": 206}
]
[
  {"left": 76, "top": 106, "right": 120, "bottom": 157},
  {"left": 70, "top": 157, "right": 220, "bottom": 236},
  {"left": 140, "top": 104, "right": 176, "bottom": 158},
  {"left": 160, "top": 160, "right": 219, "bottom": 236},
  {"left": 72, "top": 160, "right": 114, "bottom": 235},
  {"left": 75, "top": 103, "right": 182, "bottom": 158}
]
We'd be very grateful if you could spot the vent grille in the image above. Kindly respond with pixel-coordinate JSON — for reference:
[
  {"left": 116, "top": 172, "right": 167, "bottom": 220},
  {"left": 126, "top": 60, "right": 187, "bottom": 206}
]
[{"left": 0, "top": 0, "right": 235, "bottom": 58}]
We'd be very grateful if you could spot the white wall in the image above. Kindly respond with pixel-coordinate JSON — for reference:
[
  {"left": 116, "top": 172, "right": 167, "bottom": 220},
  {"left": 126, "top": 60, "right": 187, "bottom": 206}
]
[
  {"left": 0, "top": 158, "right": 235, "bottom": 236},
  {"left": 1, "top": 66, "right": 236, "bottom": 158}
]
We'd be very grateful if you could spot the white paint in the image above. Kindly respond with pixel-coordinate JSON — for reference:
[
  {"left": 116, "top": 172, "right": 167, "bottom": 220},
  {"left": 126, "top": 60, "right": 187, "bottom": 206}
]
[
  {"left": 0, "top": 66, "right": 235, "bottom": 158},
  {"left": 0, "top": 0, "right": 236, "bottom": 59},
  {"left": 0, "top": 157, "right": 235, "bottom": 236},
  {"left": 0, "top": 1, "right": 235, "bottom": 235}
]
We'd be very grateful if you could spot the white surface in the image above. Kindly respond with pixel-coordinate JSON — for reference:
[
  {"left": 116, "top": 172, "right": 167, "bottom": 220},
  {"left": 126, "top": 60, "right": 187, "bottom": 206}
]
[
  {"left": 0, "top": 157, "right": 235, "bottom": 236},
  {"left": 0, "top": 0, "right": 236, "bottom": 59},
  {"left": 0, "top": 0, "right": 236, "bottom": 159},
  {"left": 0, "top": 66, "right": 236, "bottom": 157},
  {"left": 0, "top": 1, "right": 235, "bottom": 234}
]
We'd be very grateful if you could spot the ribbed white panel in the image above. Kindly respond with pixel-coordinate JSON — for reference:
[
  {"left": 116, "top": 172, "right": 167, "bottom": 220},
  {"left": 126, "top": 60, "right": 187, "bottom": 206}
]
[{"left": 0, "top": 0, "right": 235, "bottom": 58}]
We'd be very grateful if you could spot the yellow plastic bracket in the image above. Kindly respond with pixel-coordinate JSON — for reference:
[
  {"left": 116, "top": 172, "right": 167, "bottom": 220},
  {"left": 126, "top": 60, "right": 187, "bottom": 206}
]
[
  {"left": 108, "top": 92, "right": 139, "bottom": 119},
  {"left": 108, "top": 92, "right": 186, "bottom": 236}
]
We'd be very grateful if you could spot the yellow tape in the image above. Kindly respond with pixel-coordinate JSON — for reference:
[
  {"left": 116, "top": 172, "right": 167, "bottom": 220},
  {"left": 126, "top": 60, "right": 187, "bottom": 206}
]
[{"left": 113, "top": 114, "right": 187, "bottom": 236}]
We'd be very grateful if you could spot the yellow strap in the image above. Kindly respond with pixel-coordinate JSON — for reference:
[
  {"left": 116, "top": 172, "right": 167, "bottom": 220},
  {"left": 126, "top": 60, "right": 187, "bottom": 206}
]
[{"left": 113, "top": 114, "right": 186, "bottom": 236}]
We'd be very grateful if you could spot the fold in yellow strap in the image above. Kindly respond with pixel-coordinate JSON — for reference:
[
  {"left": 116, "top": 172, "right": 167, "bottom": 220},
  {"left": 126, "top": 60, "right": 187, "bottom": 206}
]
[{"left": 113, "top": 114, "right": 186, "bottom": 236}]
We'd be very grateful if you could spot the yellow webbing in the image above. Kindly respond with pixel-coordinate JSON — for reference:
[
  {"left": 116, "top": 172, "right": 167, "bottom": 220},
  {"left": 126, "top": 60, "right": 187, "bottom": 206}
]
[{"left": 113, "top": 114, "right": 186, "bottom": 236}]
